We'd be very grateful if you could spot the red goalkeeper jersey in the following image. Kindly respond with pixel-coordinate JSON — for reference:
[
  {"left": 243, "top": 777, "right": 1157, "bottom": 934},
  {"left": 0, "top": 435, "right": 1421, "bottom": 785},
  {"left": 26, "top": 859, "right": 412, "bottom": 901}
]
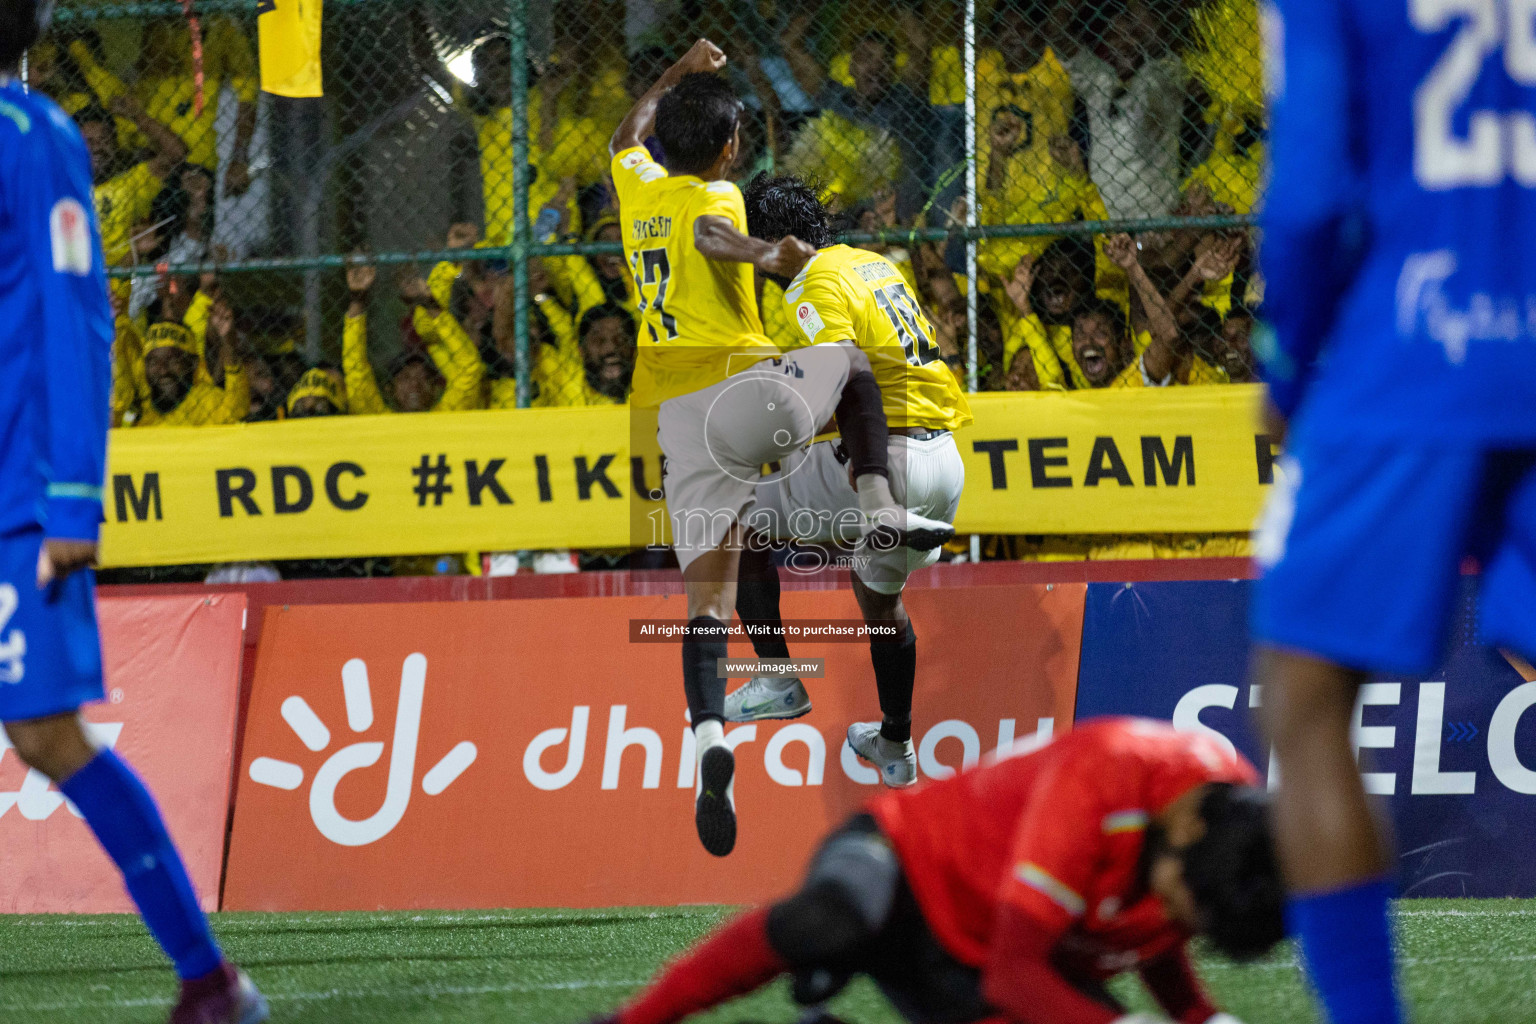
[{"left": 867, "top": 717, "right": 1259, "bottom": 1024}]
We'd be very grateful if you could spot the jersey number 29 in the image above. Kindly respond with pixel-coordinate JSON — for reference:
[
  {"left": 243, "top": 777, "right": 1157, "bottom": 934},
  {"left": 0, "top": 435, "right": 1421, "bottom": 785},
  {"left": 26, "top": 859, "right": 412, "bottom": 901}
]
[
  {"left": 633, "top": 248, "right": 680, "bottom": 342},
  {"left": 1413, "top": 0, "right": 1536, "bottom": 189}
]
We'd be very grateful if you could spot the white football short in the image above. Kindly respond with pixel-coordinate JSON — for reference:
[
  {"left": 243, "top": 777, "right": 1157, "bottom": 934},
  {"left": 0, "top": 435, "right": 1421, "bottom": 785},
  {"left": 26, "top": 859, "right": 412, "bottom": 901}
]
[
  {"left": 658, "top": 344, "right": 853, "bottom": 573},
  {"left": 745, "top": 430, "right": 966, "bottom": 594}
]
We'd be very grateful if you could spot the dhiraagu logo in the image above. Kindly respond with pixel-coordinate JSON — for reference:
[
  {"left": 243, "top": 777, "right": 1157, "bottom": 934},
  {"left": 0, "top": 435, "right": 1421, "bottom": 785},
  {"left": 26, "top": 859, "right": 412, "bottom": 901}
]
[{"left": 246, "top": 654, "right": 477, "bottom": 847}]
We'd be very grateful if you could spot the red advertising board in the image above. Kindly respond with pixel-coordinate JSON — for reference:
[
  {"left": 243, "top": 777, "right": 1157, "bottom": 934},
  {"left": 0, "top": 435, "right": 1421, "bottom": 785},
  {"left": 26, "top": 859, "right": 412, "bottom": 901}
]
[
  {"left": 224, "top": 584, "right": 1085, "bottom": 910},
  {"left": 0, "top": 594, "right": 247, "bottom": 913}
]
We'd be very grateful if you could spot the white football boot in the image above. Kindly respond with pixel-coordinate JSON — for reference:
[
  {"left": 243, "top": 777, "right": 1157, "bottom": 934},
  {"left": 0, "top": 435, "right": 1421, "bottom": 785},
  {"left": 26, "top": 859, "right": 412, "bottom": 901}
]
[
  {"left": 846, "top": 721, "right": 918, "bottom": 788},
  {"left": 725, "top": 676, "right": 812, "bottom": 722}
]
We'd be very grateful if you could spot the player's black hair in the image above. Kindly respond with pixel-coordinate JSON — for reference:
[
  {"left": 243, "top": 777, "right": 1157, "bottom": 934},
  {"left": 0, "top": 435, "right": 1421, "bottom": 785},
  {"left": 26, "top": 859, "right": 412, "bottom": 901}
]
[
  {"left": 578, "top": 302, "right": 637, "bottom": 340},
  {"left": 1073, "top": 298, "right": 1129, "bottom": 341},
  {"left": 743, "top": 173, "right": 834, "bottom": 250},
  {"left": 654, "top": 72, "right": 742, "bottom": 178},
  {"left": 1182, "top": 783, "right": 1286, "bottom": 962},
  {"left": 0, "top": 0, "right": 52, "bottom": 71}
]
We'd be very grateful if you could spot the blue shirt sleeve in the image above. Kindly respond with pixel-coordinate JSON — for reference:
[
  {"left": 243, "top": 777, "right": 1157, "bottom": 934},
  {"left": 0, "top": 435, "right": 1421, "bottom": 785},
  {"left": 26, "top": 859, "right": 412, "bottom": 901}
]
[
  {"left": 18, "top": 110, "right": 113, "bottom": 541},
  {"left": 1259, "top": 0, "right": 1362, "bottom": 418}
]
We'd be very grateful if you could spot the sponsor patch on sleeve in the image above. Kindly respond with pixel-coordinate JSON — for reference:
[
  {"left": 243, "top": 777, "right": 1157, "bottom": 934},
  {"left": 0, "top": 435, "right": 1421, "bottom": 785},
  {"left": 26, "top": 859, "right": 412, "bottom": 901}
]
[
  {"left": 795, "top": 301, "right": 826, "bottom": 342},
  {"left": 619, "top": 150, "right": 649, "bottom": 170},
  {"left": 49, "top": 197, "right": 92, "bottom": 276}
]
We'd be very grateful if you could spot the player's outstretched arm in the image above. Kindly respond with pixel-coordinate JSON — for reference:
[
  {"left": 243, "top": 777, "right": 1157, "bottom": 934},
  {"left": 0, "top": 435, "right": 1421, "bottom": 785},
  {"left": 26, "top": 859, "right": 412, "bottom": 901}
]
[
  {"left": 695, "top": 216, "right": 815, "bottom": 280},
  {"left": 610, "top": 38, "right": 727, "bottom": 156}
]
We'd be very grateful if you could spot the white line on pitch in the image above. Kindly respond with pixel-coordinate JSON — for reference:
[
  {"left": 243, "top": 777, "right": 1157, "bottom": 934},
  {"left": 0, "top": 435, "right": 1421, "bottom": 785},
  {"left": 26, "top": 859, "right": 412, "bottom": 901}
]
[{"left": 0, "top": 977, "right": 647, "bottom": 1013}]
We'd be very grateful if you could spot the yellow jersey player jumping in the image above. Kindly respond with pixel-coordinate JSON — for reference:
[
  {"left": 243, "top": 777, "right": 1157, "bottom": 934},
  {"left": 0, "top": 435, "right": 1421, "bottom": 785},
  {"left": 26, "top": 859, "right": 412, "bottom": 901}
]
[
  {"left": 727, "top": 174, "right": 973, "bottom": 788},
  {"left": 610, "top": 40, "right": 956, "bottom": 857}
]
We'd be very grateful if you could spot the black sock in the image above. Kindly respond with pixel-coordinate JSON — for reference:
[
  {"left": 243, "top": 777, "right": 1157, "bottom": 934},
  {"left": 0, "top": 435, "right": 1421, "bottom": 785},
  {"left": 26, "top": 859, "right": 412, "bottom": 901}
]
[
  {"left": 736, "top": 544, "right": 792, "bottom": 661},
  {"left": 870, "top": 621, "right": 916, "bottom": 743},
  {"left": 834, "top": 370, "right": 890, "bottom": 481},
  {"left": 683, "top": 615, "right": 730, "bottom": 725}
]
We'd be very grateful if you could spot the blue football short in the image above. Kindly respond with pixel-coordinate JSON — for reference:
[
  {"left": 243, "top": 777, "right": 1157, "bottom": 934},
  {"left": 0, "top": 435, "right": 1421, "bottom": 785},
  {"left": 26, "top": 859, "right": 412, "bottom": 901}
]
[
  {"left": 0, "top": 527, "right": 104, "bottom": 722},
  {"left": 1253, "top": 428, "right": 1536, "bottom": 677}
]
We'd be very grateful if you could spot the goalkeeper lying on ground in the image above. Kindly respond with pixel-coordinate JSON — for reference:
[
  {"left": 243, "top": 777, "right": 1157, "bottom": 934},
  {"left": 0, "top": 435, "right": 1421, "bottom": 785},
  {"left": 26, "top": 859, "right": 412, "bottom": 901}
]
[{"left": 594, "top": 718, "right": 1283, "bottom": 1024}]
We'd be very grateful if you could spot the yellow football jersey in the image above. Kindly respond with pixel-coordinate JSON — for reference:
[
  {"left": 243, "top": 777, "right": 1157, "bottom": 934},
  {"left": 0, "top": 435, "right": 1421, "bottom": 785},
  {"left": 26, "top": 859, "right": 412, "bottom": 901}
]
[
  {"left": 610, "top": 146, "right": 774, "bottom": 408},
  {"left": 1185, "top": 355, "right": 1231, "bottom": 385},
  {"left": 454, "top": 76, "right": 613, "bottom": 248},
  {"left": 135, "top": 18, "right": 259, "bottom": 171},
  {"left": 778, "top": 245, "right": 972, "bottom": 432},
  {"left": 95, "top": 162, "right": 161, "bottom": 267}
]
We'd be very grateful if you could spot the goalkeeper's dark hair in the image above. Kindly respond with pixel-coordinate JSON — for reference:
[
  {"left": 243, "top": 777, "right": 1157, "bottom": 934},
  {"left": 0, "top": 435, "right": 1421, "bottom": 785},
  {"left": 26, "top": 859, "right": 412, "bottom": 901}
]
[
  {"left": 0, "top": 0, "right": 52, "bottom": 71},
  {"left": 654, "top": 72, "right": 742, "bottom": 177},
  {"left": 743, "top": 173, "right": 834, "bottom": 250},
  {"left": 1182, "top": 783, "right": 1286, "bottom": 961}
]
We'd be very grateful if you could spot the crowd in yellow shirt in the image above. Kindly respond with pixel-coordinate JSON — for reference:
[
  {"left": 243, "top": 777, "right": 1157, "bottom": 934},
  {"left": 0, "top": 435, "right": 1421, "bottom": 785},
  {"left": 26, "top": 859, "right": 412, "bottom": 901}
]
[{"left": 50, "top": 0, "right": 1269, "bottom": 575}]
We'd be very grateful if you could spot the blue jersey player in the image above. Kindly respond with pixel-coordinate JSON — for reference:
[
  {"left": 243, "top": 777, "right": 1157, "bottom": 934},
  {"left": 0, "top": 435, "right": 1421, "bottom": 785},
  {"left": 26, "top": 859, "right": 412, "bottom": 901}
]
[
  {"left": 0, "top": 4, "right": 265, "bottom": 1021},
  {"left": 1255, "top": 1, "right": 1536, "bottom": 1023}
]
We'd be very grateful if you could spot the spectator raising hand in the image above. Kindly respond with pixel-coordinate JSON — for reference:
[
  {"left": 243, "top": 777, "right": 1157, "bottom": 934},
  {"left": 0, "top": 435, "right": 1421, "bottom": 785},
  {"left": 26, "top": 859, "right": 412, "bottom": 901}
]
[
  {"left": 1049, "top": 135, "right": 1087, "bottom": 178},
  {"left": 397, "top": 268, "right": 435, "bottom": 309},
  {"left": 986, "top": 110, "right": 1027, "bottom": 192},
  {"left": 346, "top": 260, "right": 377, "bottom": 299},
  {"left": 1003, "top": 253, "right": 1038, "bottom": 318},
  {"left": 1105, "top": 232, "right": 1184, "bottom": 385},
  {"left": 446, "top": 222, "right": 480, "bottom": 250},
  {"left": 1169, "top": 232, "right": 1247, "bottom": 325},
  {"left": 1193, "top": 234, "right": 1245, "bottom": 283}
]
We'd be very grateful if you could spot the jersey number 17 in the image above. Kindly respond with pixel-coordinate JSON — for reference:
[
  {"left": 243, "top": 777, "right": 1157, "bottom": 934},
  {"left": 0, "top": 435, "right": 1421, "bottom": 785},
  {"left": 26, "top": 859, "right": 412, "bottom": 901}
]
[{"left": 633, "top": 248, "right": 680, "bottom": 342}]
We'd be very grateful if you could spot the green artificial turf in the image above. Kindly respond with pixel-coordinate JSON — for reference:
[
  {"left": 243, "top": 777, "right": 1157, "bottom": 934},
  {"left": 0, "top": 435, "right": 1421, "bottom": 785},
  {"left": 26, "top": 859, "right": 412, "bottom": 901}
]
[{"left": 0, "top": 900, "right": 1531, "bottom": 1023}]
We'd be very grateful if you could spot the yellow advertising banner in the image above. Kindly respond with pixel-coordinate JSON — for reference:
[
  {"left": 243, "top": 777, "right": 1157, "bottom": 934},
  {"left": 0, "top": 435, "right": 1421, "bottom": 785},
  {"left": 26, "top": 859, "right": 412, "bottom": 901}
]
[{"left": 99, "top": 386, "right": 1274, "bottom": 567}]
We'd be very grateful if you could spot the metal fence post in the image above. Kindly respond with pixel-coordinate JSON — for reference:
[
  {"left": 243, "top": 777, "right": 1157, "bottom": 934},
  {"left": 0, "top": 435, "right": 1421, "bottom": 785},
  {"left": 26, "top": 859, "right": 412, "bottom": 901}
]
[
  {"left": 963, "top": 0, "right": 978, "bottom": 397},
  {"left": 510, "top": 0, "right": 532, "bottom": 408}
]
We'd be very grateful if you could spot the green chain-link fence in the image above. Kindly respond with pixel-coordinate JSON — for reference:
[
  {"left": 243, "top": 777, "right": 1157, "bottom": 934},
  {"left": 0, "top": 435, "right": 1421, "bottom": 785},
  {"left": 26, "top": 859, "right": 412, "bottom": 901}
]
[{"left": 40, "top": 0, "right": 1262, "bottom": 574}]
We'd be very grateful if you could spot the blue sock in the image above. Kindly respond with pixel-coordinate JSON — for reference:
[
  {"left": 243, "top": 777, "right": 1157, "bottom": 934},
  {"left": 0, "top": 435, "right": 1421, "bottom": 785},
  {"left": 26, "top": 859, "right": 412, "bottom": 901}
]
[
  {"left": 1287, "top": 879, "right": 1404, "bottom": 1024},
  {"left": 60, "top": 749, "right": 223, "bottom": 980}
]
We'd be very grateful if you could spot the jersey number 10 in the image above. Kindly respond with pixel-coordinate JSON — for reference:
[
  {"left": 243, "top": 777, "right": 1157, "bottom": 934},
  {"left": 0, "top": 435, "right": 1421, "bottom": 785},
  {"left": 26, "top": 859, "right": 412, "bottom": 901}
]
[
  {"left": 873, "top": 282, "right": 943, "bottom": 366},
  {"left": 1413, "top": 0, "right": 1536, "bottom": 189}
]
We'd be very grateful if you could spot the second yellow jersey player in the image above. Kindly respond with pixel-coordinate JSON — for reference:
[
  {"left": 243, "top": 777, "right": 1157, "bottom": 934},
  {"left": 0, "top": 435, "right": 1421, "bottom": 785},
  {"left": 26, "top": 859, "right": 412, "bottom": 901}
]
[
  {"left": 777, "top": 243, "right": 972, "bottom": 433},
  {"left": 725, "top": 173, "right": 972, "bottom": 793}
]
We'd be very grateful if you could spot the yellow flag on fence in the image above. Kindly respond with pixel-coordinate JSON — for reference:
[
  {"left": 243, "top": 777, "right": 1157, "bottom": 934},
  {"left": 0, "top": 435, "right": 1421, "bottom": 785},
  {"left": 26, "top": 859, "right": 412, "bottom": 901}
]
[{"left": 258, "top": 0, "right": 324, "bottom": 98}]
